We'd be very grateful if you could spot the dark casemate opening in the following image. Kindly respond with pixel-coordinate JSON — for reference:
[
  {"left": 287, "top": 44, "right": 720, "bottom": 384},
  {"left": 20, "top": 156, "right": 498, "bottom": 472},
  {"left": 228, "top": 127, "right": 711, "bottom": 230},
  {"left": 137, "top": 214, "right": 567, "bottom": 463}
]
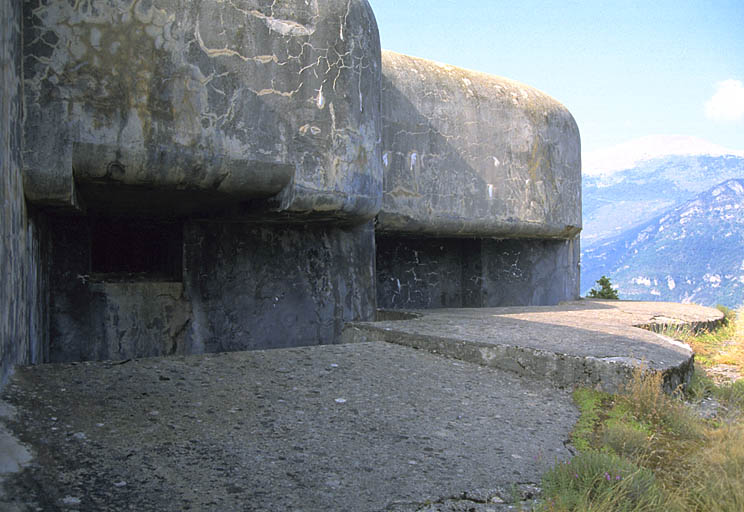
[{"left": 89, "top": 216, "right": 183, "bottom": 281}]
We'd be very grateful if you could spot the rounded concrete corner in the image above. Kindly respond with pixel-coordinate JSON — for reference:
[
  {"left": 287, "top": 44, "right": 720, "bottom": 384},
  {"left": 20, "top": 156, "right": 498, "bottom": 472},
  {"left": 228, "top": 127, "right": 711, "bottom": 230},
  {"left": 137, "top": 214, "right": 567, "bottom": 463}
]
[{"left": 378, "top": 50, "right": 581, "bottom": 238}]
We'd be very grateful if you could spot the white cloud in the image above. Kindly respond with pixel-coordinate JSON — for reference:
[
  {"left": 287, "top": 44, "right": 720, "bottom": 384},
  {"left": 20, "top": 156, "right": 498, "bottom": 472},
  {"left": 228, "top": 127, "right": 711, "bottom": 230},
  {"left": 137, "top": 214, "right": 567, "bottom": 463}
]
[{"left": 705, "top": 79, "right": 744, "bottom": 122}]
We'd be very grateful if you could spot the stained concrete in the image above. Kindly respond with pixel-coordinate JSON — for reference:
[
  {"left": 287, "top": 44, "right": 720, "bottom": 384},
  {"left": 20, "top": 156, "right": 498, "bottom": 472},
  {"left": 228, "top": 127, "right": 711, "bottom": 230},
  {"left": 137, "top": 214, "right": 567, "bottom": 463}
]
[
  {"left": 182, "top": 220, "right": 377, "bottom": 353},
  {"left": 376, "top": 236, "right": 579, "bottom": 309},
  {"left": 9, "top": 1, "right": 588, "bottom": 366},
  {"left": 23, "top": 0, "right": 382, "bottom": 220},
  {"left": 17, "top": 0, "right": 385, "bottom": 364},
  {"left": 1, "top": 342, "right": 577, "bottom": 511},
  {"left": 48, "top": 217, "right": 376, "bottom": 362},
  {"left": 344, "top": 300, "right": 723, "bottom": 393},
  {"left": 375, "top": 50, "right": 582, "bottom": 310},
  {"left": 378, "top": 51, "right": 581, "bottom": 238},
  {"left": 0, "top": 0, "right": 51, "bottom": 388}
]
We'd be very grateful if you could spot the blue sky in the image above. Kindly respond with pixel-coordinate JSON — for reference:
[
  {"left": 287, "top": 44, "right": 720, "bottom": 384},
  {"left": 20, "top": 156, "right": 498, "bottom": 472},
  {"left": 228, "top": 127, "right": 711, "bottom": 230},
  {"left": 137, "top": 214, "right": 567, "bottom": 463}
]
[{"left": 369, "top": 0, "right": 744, "bottom": 155}]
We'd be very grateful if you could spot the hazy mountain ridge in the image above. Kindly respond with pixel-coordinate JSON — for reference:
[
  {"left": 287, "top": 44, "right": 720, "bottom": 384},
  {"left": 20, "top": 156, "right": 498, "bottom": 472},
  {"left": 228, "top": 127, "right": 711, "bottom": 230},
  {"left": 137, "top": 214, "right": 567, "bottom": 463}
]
[
  {"left": 582, "top": 154, "right": 744, "bottom": 247},
  {"left": 583, "top": 135, "right": 744, "bottom": 175},
  {"left": 581, "top": 179, "right": 744, "bottom": 308}
]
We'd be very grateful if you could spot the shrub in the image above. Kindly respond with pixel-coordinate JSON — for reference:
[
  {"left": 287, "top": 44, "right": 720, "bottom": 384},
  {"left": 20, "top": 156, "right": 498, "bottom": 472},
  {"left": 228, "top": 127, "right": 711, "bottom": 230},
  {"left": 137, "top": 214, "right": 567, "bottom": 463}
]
[{"left": 587, "top": 276, "right": 619, "bottom": 300}]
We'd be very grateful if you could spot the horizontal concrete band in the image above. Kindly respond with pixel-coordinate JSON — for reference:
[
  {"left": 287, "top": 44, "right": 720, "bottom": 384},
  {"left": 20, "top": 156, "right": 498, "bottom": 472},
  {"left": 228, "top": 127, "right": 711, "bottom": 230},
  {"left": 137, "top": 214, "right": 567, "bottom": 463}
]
[
  {"left": 72, "top": 143, "right": 294, "bottom": 198},
  {"left": 375, "top": 211, "right": 582, "bottom": 238}
]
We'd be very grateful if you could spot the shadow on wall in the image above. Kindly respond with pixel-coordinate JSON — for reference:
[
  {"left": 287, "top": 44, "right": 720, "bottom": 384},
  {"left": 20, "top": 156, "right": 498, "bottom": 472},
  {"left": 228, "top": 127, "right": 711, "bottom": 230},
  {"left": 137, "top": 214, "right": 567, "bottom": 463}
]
[{"left": 47, "top": 215, "right": 376, "bottom": 363}]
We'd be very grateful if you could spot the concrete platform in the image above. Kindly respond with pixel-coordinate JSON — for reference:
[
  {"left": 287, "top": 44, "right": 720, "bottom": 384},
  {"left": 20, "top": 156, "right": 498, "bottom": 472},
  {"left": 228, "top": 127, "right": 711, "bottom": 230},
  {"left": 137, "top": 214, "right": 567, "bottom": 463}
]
[
  {"left": 2, "top": 343, "right": 576, "bottom": 511},
  {"left": 0, "top": 301, "right": 723, "bottom": 511},
  {"left": 343, "top": 300, "right": 723, "bottom": 392}
]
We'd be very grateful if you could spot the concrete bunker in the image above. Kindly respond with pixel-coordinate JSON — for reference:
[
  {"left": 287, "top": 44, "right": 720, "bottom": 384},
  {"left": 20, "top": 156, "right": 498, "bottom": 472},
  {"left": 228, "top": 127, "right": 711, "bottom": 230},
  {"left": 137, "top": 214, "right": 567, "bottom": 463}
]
[
  {"left": 5, "top": 0, "right": 581, "bottom": 366},
  {"left": 376, "top": 51, "right": 581, "bottom": 309},
  {"left": 22, "top": 0, "right": 382, "bottom": 363}
]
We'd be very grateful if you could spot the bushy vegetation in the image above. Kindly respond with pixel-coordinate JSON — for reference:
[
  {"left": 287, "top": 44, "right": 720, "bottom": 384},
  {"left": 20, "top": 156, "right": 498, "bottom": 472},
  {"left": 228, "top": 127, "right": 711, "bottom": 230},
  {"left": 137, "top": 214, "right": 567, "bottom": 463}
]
[
  {"left": 540, "top": 452, "right": 662, "bottom": 511},
  {"left": 536, "top": 309, "right": 744, "bottom": 511},
  {"left": 587, "top": 276, "right": 619, "bottom": 300}
]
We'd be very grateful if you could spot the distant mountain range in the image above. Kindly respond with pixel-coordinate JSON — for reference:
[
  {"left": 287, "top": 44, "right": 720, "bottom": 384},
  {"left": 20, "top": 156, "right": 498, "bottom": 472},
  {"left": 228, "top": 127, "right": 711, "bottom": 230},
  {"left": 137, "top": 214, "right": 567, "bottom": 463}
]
[
  {"left": 580, "top": 137, "right": 744, "bottom": 308},
  {"left": 582, "top": 153, "right": 744, "bottom": 247}
]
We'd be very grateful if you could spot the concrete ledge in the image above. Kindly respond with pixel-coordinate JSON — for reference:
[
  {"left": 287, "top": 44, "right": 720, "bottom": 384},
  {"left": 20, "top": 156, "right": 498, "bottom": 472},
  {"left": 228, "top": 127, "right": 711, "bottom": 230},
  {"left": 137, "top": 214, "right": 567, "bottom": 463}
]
[
  {"left": 343, "top": 300, "right": 722, "bottom": 392},
  {"left": 0, "top": 301, "right": 720, "bottom": 509}
]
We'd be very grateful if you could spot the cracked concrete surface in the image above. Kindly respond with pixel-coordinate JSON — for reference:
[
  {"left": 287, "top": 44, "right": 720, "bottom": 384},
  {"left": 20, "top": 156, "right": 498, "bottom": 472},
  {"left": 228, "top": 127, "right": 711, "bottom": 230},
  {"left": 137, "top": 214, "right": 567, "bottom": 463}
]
[{"left": 23, "top": 0, "right": 382, "bottom": 219}]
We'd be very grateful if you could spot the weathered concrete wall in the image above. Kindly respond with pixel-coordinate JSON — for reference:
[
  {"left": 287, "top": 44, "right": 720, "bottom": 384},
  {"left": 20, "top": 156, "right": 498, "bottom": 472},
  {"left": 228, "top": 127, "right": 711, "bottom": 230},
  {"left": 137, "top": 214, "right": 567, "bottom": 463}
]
[
  {"left": 479, "top": 237, "right": 580, "bottom": 306},
  {"left": 376, "top": 236, "right": 580, "bottom": 309},
  {"left": 22, "top": 0, "right": 382, "bottom": 363},
  {"left": 12, "top": 2, "right": 584, "bottom": 364},
  {"left": 47, "top": 217, "right": 375, "bottom": 362},
  {"left": 183, "top": 221, "right": 376, "bottom": 353},
  {"left": 23, "top": 0, "right": 382, "bottom": 220},
  {"left": 379, "top": 50, "right": 581, "bottom": 238},
  {"left": 376, "top": 237, "right": 482, "bottom": 308},
  {"left": 1, "top": 0, "right": 50, "bottom": 387},
  {"left": 48, "top": 215, "right": 190, "bottom": 362},
  {"left": 376, "top": 51, "right": 582, "bottom": 308}
]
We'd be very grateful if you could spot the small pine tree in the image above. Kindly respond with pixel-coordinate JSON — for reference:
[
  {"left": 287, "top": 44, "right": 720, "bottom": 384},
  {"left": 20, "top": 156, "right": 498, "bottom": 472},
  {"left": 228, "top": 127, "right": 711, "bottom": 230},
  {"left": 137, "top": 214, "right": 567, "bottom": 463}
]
[{"left": 587, "top": 276, "right": 619, "bottom": 300}]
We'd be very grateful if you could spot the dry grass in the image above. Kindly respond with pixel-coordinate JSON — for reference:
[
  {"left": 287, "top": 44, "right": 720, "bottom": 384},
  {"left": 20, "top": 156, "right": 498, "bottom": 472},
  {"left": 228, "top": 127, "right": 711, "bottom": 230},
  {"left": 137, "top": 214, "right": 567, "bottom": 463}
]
[
  {"left": 537, "top": 307, "right": 744, "bottom": 511},
  {"left": 662, "top": 306, "right": 743, "bottom": 374},
  {"left": 620, "top": 367, "right": 703, "bottom": 441},
  {"left": 679, "top": 422, "right": 744, "bottom": 511}
]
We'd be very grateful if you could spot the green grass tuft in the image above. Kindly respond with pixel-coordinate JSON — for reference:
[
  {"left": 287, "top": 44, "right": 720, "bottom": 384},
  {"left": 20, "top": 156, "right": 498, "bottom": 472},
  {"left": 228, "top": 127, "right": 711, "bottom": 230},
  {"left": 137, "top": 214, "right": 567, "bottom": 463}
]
[
  {"left": 539, "top": 452, "right": 663, "bottom": 512},
  {"left": 570, "top": 388, "right": 606, "bottom": 452}
]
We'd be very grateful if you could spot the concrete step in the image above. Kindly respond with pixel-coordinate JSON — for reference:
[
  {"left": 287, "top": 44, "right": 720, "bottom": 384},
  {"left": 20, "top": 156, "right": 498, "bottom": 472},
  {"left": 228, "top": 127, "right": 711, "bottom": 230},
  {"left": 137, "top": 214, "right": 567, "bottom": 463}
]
[{"left": 343, "top": 300, "right": 723, "bottom": 393}]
